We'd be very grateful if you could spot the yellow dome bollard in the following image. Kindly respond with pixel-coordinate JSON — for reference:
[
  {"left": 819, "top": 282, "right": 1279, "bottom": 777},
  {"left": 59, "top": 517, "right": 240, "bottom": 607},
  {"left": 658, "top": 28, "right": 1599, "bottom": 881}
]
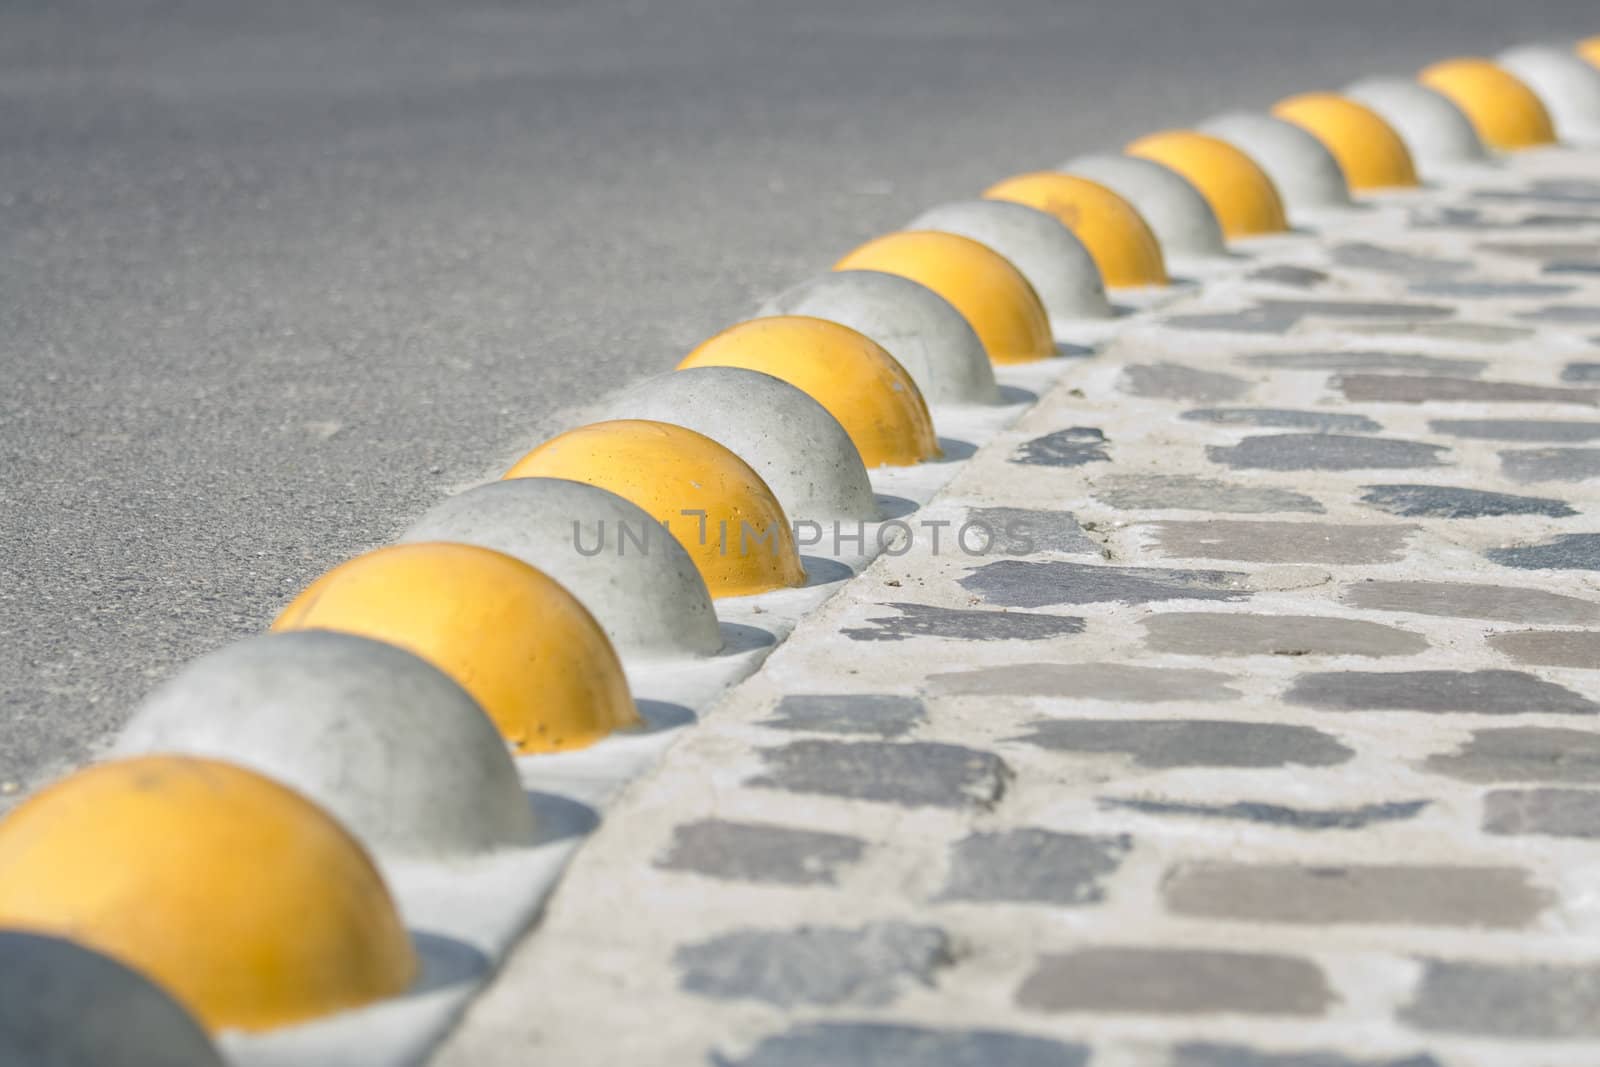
[
  {"left": 1418, "top": 58, "right": 1556, "bottom": 150},
  {"left": 1125, "top": 130, "right": 1289, "bottom": 237},
  {"left": 982, "top": 172, "right": 1168, "bottom": 287},
  {"left": 679, "top": 316, "right": 937, "bottom": 468},
  {"left": 832, "top": 230, "right": 1054, "bottom": 364},
  {"left": 1272, "top": 92, "right": 1419, "bottom": 190},
  {"left": 274, "top": 542, "right": 639, "bottom": 752},
  {"left": 505, "top": 420, "right": 806, "bottom": 598},
  {"left": 0, "top": 757, "right": 415, "bottom": 1032}
]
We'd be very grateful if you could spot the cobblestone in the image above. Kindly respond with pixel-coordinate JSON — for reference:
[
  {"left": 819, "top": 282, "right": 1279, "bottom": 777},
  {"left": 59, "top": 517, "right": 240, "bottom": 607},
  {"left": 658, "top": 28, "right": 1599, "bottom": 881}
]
[
  {"left": 1483, "top": 788, "right": 1600, "bottom": 839},
  {"left": 1162, "top": 862, "right": 1551, "bottom": 927},
  {"left": 1015, "top": 948, "right": 1333, "bottom": 1016},
  {"left": 1357, "top": 484, "right": 1576, "bottom": 519},
  {"left": 841, "top": 603, "right": 1086, "bottom": 642},
  {"left": 1013, "top": 719, "right": 1353, "bottom": 768},
  {"left": 1207, "top": 435, "right": 1448, "bottom": 472},
  {"left": 715, "top": 1023, "right": 1090, "bottom": 1067},
  {"left": 1340, "top": 580, "right": 1600, "bottom": 624},
  {"left": 762, "top": 694, "right": 927, "bottom": 737},
  {"left": 1287, "top": 669, "right": 1598, "bottom": 714},
  {"left": 960, "top": 560, "right": 1251, "bottom": 607},
  {"left": 1094, "top": 475, "right": 1324, "bottom": 513},
  {"left": 1141, "top": 612, "right": 1426, "bottom": 657},
  {"left": 1145, "top": 520, "right": 1417, "bottom": 564},
  {"left": 749, "top": 740, "right": 1012, "bottom": 809},
  {"left": 1425, "top": 727, "right": 1600, "bottom": 783},
  {"left": 940, "top": 829, "right": 1131, "bottom": 905},
  {"left": 1402, "top": 960, "right": 1600, "bottom": 1038},
  {"left": 656, "top": 820, "right": 867, "bottom": 885},
  {"left": 676, "top": 922, "right": 953, "bottom": 1007}
]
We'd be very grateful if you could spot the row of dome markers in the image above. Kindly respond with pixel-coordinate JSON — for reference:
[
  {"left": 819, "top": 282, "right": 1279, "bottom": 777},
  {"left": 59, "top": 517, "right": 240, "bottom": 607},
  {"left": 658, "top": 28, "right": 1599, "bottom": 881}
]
[{"left": 2, "top": 41, "right": 1597, "bottom": 1066}]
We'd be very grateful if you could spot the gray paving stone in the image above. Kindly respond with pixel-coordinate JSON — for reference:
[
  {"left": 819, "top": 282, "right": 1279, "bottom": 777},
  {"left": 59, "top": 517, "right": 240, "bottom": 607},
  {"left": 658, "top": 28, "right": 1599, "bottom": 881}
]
[
  {"left": 1092, "top": 475, "right": 1324, "bottom": 514},
  {"left": 1358, "top": 484, "right": 1576, "bottom": 519},
  {"left": 1171, "top": 1044, "right": 1442, "bottom": 1067},
  {"left": 1401, "top": 959, "right": 1600, "bottom": 1038},
  {"left": 1499, "top": 447, "right": 1600, "bottom": 482},
  {"left": 1408, "top": 280, "right": 1575, "bottom": 298},
  {"left": 1121, "top": 363, "right": 1254, "bottom": 402},
  {"left": 1516, "top": 304, "right": 1600, "bottom": 324},
  {"left": 1407, "top": 206, "right": 1525, "bottom": 230},
  {"left": 1340, "top": 321, "right": 1532, "bottom": 344},
  {"left": 1544, "top": 261, "right": 1600, "bottom": 275},
  {"left": 1429, "top": 418, "right": 1600, "bottom": 442},
  {"left": 1562, "top": 362, "right": 1600, "bottom": 382},
  {"left": 1247, "top": 264, "right": 1330, "bottom": 287},
  {"left": 1261, "top": 298, "right": 1454, "bottom": 321},
  {"left": 1146, "top": 520, "right": 1417, "bottom": 564},
  {"left": 1475, "top": 181, "right": 1600, "bottom": 205},
  {"left": 940, "top": 829, "right": 1132, "bottom": 905},
  {"left": 1241, "top": 351, "right": 1488, "bottom": 376},
  {"left": 656, "top": 819, "right": 867, "bottom": 885},
  {"left": 1286, "top": 669, "right": 1598, "bottom": 714},
  {"left": 1141, "top": 612, "right": 1426, "bottom": 657},
  {"left": 1015, "top": 947, "right": 1332, "bottom": 1016},
  {"left": 1162, "top": 862, "right": 1550, "bottom": 927},
  {"left": 1207, "top": 435, "right": 1447, "bottom": 471},
  {"left": 1328, "top": 242, "right": 1472, "bottom": 277},
  {"left": 1475, "top": 179, "right": 1600, "bottom": 204},
  {"left": 1514, "top": 211, "right": 1600, "bottom": 226},
  {"left": 1011, "top": 427, "right": 1111, "bottom": 467},
  {"left": 676, "top": 922, "right": 953, "bottom": 1008},
  {"left": 763, "top": 694, "right": 927, "bottom": 738},
  {"left": 749, "top": 740, "right": 1011, "bottom": 810},
  {"left": 967, "top": 507, "right": 1099, "bottom": 555},
  {"left": 1013, "top": 719, "right": 1353, "bottom": 769},
  {"left": 1440, "top": 209, "right": 1600, "bottom": 230},
  {"left": 1425, "top": 727, "right": 1600, "bottom": 783},
  {"left": 841, "top": 603, "right": 1086, "bottom": 643},
  {"left": 1476, "top": 240, "right": 1599, "bottom": 260},
  {"left": 1337, "top": 374, "right": 1600, "bottom": 406},
  {"left": 930, "top": 662, "right": 1240, "bottom": 702},
  {"left": 1164, "top": 306, "right": 1302, "bottom": 334},
  {"left": 713, "top": 1022, "right": 1090, "bottom": 1067},
  {"left": 1341, "top": 580, "right": 1600, "bottom": 624},
  {"left": 1182, "top": 408, "right": 1382, "bottom": 432},
  {"left": 961, "top": 560, "right": 1251, "bottom": 608},
  {"left": 1102, "top": 797, "right": 1427, "bottom": 830},
  {"left": 1487, "top": 533, "right": 1600, "bottom": 570},
  {"left": 1483, "top": 788, "right": 1600, "bottom": 838},
  {"left": 1487, "top": 630, "right": 1600, "bottom": 669}
]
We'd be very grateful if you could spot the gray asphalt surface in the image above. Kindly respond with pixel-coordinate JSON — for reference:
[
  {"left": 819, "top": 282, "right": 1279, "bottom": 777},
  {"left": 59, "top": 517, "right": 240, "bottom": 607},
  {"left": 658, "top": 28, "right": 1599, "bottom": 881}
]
[{"left": 1, "top": 0, "right": 1593, "bottom": 795}]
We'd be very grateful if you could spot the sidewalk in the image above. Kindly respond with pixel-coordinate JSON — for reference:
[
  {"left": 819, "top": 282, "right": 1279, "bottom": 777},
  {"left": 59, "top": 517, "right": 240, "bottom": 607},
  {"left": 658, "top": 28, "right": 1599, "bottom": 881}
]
[{"left": 440, "top": 148, "right": 1600, "bottom": 1067}]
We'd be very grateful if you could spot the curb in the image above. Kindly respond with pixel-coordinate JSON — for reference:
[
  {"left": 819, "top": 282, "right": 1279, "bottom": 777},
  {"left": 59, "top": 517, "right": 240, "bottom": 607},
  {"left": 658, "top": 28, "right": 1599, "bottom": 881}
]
[{"left": 3, "top": 35, "right": 1598, "bottom": 1067}]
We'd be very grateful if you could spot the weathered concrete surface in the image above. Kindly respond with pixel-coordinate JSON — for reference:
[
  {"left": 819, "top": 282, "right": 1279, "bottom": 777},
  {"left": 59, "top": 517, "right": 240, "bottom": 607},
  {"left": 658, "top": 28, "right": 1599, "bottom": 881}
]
[{"left": 438, "top": 148, "right": 1600, "bottom": 1067}]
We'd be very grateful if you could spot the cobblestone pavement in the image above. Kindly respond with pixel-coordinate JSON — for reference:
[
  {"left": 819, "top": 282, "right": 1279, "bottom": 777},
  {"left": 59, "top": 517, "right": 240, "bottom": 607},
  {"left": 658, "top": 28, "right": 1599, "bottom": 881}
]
[{"left": 439, "top": 150, "right": 1600, "bottom": 1066}]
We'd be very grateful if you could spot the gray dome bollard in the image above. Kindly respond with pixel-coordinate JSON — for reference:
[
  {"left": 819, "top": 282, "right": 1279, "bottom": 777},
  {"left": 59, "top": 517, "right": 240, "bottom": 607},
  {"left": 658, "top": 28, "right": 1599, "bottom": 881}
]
[
  {"left": 1344, "top": 78, "right": 1489, "bottom": 170},
  {"left": 401, "top": 477, "right": 722, "bottom": 660},
  {"left": 117, "top": 631, "right": 535, "bottom": 860},
  {"left": 759, "top": 270, "right": 999, "bottom": 405},
  {"left": 1200, "top": 111, "right": 1353, "bottom": 215},
  {"left": 0, "top": 931, "right": 224, "bottom": 1067},
  {"left": 601, "top": 367, "right": 878, "bottom": 524},
  {"left": 906, "top": 199, "right": 1111, "bottom": 330},
  {"left": 1058, "top": 153, "right": 1228, "bottom": 260},
  {"left": 1498, "top": 45, "right": 1600, "bottom": 141}
]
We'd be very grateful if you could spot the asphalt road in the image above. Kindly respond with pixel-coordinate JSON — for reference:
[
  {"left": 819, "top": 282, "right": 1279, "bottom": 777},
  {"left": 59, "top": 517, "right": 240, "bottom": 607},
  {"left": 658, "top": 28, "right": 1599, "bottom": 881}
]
[{"left": 1, "top": 0, "right": 1593, "bottom": 795}]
